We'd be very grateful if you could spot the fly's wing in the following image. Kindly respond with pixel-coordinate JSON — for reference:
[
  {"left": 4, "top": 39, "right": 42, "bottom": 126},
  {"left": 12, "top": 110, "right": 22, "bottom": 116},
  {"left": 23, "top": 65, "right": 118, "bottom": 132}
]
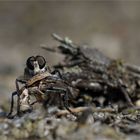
[{"left": 27, "top": 71, "right": 52, "bottom": 86}]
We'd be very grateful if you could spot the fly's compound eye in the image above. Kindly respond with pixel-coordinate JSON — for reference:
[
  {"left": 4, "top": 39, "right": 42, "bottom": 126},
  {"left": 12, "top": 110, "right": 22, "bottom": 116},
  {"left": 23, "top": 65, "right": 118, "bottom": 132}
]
[
  {"left": 26, "top": 56, "right": 36, "bottom": 70},
  {"left": 36, "top": 55, "right": 46, "bottom": 69}
]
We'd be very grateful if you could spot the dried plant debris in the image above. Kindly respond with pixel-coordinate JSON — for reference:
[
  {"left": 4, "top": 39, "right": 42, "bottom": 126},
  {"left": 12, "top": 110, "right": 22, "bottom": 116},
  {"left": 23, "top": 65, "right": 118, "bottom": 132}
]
[
  {"left": 43, "top": 33, "right": 140, "bottom": 108},
  {"left": 1, "top": 34, "right": 140, "bottom": 140}
]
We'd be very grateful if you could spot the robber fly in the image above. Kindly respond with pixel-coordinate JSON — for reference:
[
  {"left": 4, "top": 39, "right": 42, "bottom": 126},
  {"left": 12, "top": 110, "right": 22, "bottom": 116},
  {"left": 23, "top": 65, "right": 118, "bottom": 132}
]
[{"left": 7, "top": 56, "right": 76, "bottom": 118}]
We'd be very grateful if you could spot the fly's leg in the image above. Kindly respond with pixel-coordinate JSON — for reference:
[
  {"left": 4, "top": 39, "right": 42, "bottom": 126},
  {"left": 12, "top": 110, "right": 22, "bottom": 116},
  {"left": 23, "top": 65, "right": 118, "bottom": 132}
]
[
  {"left": 16, "top": 79, "right": 21, "bottom": 116},
  {"left": 51, "top": 69, "right": 63, "bottom": 79},
  {"left": 7, "top": 78, "right": 26, "bottom": 118},
  {"left": 62, "top": 88, "right": 77, "bottom": 117},
  {"left": 7, "top": 91, "right": 17, "bottom": 118},
  {"left": 15, "top": 78, "right": 26, "bottom": 116},
  {"left": 30, "top": 88, "right": 45, "bottom": 105},
  {"left": 43, "top": 89, "right": 58, "bottom": 108},
  {"left": 45, "top": 87, "right": 77, "bottom": 117}
]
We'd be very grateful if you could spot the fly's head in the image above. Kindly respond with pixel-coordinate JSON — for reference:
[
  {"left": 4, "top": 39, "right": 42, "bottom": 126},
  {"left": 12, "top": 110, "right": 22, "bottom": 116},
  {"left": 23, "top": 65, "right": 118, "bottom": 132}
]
[{"left": 26, "top": 55, "right": 47, "bottom": 76}]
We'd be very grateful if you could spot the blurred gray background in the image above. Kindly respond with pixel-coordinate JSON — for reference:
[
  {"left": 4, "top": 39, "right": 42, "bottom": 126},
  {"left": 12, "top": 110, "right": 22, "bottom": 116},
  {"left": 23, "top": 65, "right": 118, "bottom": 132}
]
[{"left": 1, "top": 1, "right": 140, "bottom": 102}]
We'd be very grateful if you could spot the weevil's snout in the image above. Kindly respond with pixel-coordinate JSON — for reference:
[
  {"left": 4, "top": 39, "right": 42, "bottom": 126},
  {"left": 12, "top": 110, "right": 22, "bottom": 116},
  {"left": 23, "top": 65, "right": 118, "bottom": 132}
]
[{"left": 20, "top": 88, "right": 32, "bottom": 112}]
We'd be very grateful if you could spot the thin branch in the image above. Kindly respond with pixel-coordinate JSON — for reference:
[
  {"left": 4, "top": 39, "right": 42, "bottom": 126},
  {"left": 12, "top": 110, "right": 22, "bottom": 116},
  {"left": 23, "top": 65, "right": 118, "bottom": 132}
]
[
  {"left": 125, "top": 63, "right": 140, "bottom": 74},
  {"left": 56, "top": 107, "right": 116, "bottom": 117}
]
